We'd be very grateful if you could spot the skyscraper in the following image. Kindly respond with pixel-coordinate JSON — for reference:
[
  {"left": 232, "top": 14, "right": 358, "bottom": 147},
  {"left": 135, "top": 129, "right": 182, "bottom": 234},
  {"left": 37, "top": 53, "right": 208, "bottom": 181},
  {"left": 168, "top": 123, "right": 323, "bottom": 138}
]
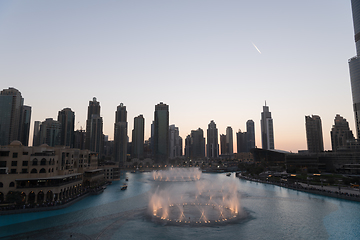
[
  {"left": 220, "top": 134, "right": 227, "bottom": 155},
  {"left": 185, "top": 128, "right": 205, "bottom": 159},
  {"left": 58, "top": 108, "right": 75, "bottom": 147},
  {"left": 246, "top": 120, "right": 255, "bottom": 151},
  {"left": 206, "top": 120, "right": 219, "bottom": 158},
  {"left": 226, "top": 126, "right": 233, "bottom": 155},
  {"left": 85, "top": 97, "right": 103, "bottom": 155},
  {"left": 39, "top": 118, "right": 61, "bottom": 147},
  {"left": 236, "top": 130, "right": 247, "bottom": 153},
  {"left": 114, "top": 103, "right": 128, "bottom": 167},
  {"left": 169, "top": 124, "right": 182, "bottom": 159},
  {"left": 261, "top": 103, "right": 274, "bottom": 150},
  {"left": 330, "top": 114, "right": 355, "bottom": 151},
  {"left": 153, "top": 102, "right": 169, "bottom": 163},
  {"left": 0, "top": 87, "right": 31, "bottom": 146},
  {"left": 32, "top": 121, "right": 41, "bottom": 146},
  {"left": 305, "top": 115, "right": 324, "bottom": 153},
  {"left": 349, "top": 0, "right": 360, "bottom": 138},
  {"left": 132, "top": 114, "right": 144, "bottom": 159}
]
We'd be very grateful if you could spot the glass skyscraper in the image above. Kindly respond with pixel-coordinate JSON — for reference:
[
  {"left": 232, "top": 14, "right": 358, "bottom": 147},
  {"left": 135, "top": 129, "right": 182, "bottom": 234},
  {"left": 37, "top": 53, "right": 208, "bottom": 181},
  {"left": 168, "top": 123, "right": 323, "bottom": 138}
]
[{"left": 349, "top": 0, "right": 360, "bottom": 138}]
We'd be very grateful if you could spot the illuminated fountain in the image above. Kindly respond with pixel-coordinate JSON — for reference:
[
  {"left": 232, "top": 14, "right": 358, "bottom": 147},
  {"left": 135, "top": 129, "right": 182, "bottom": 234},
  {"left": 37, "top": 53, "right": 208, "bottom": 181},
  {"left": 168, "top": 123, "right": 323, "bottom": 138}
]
[
  {"left": 152, "top": 168, "right": 201, "bottom": 182},
  {"left": 149, "top": 171, "right": 246, "bottom": 226}
]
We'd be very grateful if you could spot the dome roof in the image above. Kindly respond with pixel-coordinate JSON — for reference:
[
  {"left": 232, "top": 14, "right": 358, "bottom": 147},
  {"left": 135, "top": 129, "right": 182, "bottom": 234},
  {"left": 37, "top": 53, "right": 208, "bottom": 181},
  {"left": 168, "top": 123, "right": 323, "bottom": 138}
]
[{"left": 10, "top": 140, "right": 22, "bottom": 146}]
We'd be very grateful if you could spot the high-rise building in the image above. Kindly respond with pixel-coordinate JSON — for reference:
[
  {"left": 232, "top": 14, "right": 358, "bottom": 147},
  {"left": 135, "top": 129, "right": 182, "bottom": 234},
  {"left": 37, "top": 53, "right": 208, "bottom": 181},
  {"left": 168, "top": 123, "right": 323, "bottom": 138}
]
[
  {"left": 85, "top": 97, "right": 103, "bottom": 155},
  {"left": 114, "top": 103, "right": 128, "bottom": 167},
  {"left": 153, "top": 102, "right": 169, "bottom": 163},
  {"left": 132, "top": 114, "right": 144, "bottom": 159},
  {"left": 236, "top": 130, "right": 247, "bottom": 153},
  {"left": 19, "top": 105, "right": 31, "bottom": 146},
  {"left": 246, "top": 120, "right": 255, "bottom": 151},
  {"left": 185, "top": 128, "right": 205, "bottom": 159},
  {"left": 261, "top": 103, "right": 274, "bottom": 150},
  {"left": 220, "top": 134, "right": 227, "bottom": 155},
  {"left": 330, "top": 114, "right": 355, "bottom": 151},
  {"left": 226, "top": 126, "right": 233, "bottom": 155},
  {"left": 305, "top": 115, "right": 324, "bottom": 153},
  {"left": 206, "top": 120, "right": 219, "bottom": 158},
  {"left": 0, "top": 87, "right": 31, "bottom": 146},
  {"left": 169, "top": 124, "right": 182, "bottom": 159},
  {"left": 74, "top": 129, "right": 86, "bottom": 150},
  {"left": 58, "top": 108, "right": 75, "bottom": 147},
  {"left": 39, "top": 118, "right": 62, "bottom": 147},
  {"left": 32, "top": 121, "right": 41, "bottom": 146},
  {"left": 349, "top": 0, "right": 360, "bottom": 138}
]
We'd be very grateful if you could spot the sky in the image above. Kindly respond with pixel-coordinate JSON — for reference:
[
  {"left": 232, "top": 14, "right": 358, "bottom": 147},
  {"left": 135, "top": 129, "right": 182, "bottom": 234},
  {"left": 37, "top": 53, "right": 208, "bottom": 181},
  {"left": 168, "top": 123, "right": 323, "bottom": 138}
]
[{"left": 0, "top": 0, "right": 356, "bottom": 153}]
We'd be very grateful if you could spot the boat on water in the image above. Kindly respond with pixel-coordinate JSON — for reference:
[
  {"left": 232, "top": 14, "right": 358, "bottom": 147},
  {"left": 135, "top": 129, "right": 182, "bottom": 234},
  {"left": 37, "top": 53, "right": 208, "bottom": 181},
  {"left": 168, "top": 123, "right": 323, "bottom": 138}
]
[
  {"left": 126, "top": 178, "right": 128, "bottom": 181},
  {"left": 121, "top": 183, "right": 127, "bottom": 190},
  {"left": 226, "top": 172, "right": 231, "bottom": 176}
]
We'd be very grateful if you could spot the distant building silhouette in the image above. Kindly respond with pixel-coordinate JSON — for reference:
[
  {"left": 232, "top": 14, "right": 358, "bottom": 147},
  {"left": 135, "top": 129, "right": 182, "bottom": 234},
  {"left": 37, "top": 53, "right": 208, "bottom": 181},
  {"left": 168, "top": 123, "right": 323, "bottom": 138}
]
[
  {"left": 220, "top": 134, "right": 227, "bottom": 155},
  {"left": 58, "top": 108, "right": 75, "bottom": 147},
  {"left": 330, "top": 114, "right": 355, "bottom": 151},
  {"left": 114, "top": 103, "right": 127, "bottom": 167},
  {"left": 226, "top": 126, "right": 233, "bottom": 155},
  {"left": 132, "top": 114, "right": 144, "bottom": 159},
  {"left": 85, "top": 97, "right": 103, "bottom": 156},
  {"left": 236, "top": 130, "right": 247, "bottom": 153},
  {"left": 261, "top": 103, "right": 274, "bottom": 150},
  {"left": 32, "top": 121, "right": 41, "bottom": 146},
  {"left": 206, "top": 120, "right": 219, "bottom": 158},
  {"left": 185, "top": 128, "right": 205, "bottom": 159},
  {"left": 349, "top": 0, "right": 360, "bottom": 138},
  {"left": 39, "top": 118, "right": 61, "bottom": 147},
  {"left": 0, "top": 87, "right": 31, "bottom": 146},
  {"left": 169, "top": 124, "right": 182, "bottom": 159},
  {"left": 153, "top": 102, "right": 169, "bottom": 163},
  {"left": 305, "top": 115, "right": 324, "bottom": 153},
  {"left": 246, "top": 120, "right": 255, "bottom": 151},
  {"left": 74, "top": 129, "right": 86, "bottom": 150}
]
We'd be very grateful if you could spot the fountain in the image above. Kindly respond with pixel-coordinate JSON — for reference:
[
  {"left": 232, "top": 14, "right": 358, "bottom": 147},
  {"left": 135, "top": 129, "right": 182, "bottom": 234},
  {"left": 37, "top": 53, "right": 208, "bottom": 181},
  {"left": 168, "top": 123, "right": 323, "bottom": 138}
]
[
  {"left": 152, "top": 168, "right": 201, "bottom": 181},
  {"left": 149, "top": 168, "right": 246, "bottom": 226}
]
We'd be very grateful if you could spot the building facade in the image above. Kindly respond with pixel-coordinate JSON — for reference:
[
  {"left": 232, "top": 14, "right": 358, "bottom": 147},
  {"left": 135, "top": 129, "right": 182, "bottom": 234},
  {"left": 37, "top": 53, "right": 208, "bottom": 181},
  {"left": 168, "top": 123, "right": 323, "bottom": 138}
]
[
  {"left": 58, "top": 108, "right": 75, "bottom": 147},
  {"left": 169, "top": 124, "right": 182, "bottom": 159},
  {"left": 113, "top": 103, "right": 128, "bottom": 167},
  {"left": 330, "top": 114, "right": 355, "bottom": 151},
  {"left": 236, "top": 130, "right": 247, "bottom": 153},
  {"left": 206, "top": 120, "right": 219, "bottom": 159},
  {"left": 261, "top": 103, "right": 274, "bottom": 150},
  {"left": 153, "top": 102, "right": 169, "bottom": 163},
  {"left": 349, "top": 0, "right": 360, "bottom": 138},
  {"left": 226, "top": 126, "right": 234, "bottom": 155},
  {"left": 85, "top": 98, "right": 103, "bottom": 156},
  {"left": 132, "top": 114, "right": 144, "bottom": 159},
  {"left": 246, "top": 119, "right": 255, "bottom": 151},
  {"left": 39, "top": 118, "right": 62, "bottom": 147},
  {"left": 305, "top": 115, "right": 324, "bottom": 153}
]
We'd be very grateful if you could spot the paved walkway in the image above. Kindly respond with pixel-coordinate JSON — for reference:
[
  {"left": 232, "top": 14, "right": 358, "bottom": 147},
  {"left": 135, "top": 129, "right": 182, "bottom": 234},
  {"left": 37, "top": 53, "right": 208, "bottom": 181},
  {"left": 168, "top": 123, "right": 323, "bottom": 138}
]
[{"left": 298, "top": 183, "right": 360, "bottom": 195}]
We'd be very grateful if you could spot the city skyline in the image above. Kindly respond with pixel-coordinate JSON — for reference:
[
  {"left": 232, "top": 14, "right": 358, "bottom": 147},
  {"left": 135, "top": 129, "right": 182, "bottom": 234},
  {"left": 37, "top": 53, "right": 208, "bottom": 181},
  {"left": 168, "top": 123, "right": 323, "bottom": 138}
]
[{"left": 0, "top": 1, "right": 356, "bottom": 152}]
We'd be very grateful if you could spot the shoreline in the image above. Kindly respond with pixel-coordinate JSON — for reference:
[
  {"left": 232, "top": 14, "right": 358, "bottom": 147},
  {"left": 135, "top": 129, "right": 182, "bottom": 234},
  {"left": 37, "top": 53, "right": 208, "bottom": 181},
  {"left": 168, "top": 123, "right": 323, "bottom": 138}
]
[{"left": 237, "top": 175, "right": 360, "bottom": 203}]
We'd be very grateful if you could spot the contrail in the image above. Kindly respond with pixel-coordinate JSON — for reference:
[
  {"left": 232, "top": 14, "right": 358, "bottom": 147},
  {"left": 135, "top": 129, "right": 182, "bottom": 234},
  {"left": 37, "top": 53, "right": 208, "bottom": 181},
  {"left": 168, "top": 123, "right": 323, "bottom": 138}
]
[{"left": 252, "top": 42, "right": 261, "bottom": 54}]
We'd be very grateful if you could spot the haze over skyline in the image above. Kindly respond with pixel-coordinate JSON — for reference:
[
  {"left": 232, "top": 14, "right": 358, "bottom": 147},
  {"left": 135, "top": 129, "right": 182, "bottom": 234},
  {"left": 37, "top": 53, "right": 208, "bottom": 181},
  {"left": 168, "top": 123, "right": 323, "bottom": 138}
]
[{"left": 0, "top": 1, "right": 356, "bottom": 152}]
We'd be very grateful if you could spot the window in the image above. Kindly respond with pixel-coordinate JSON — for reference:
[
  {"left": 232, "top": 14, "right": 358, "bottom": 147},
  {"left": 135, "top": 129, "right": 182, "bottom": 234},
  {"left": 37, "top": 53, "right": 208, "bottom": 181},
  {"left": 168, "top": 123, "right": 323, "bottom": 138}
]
[
  {"left": 9, "top": 182, "right": 15, "bottom": 187},
  {"left": 0, "top": 161, "right": 6, "bottom": 167},
  {"left": 23, "top": 152, "right": 28, "bottom": 155},
  {"left": 0, "top": 151, "right": 9, "bottom": 156},
  {"left": 10, "top": 169, "right": 16, "bottom": 174},
  {"left": 31, "top": 168, "right": 37, "bottom": 173},
  {"left": 22, "top": 161, "right": 28, "bottom": 166},
  {"left": 39, "top": 168, "right": 46, "bottom": 173},
  {"left": 40, "top": 158, "right": 46, "bottom": 165},
  {"left": 11, "top": 161, "right": 17, "bottom": 166},
  {"left": 0, "top": 169, "right": 6, "bottom": 174},
  {"left": 12, "top": 152, "right": 18, "bottom": 158},
  {"left": 32, "top": 159, "right": 38, "bottom": 166},
  {"left": 21, "top": 169, "right": 28, "bottom": 174},
  {"left": 0, "top": 182, "right": 3, "bottom": 187}
]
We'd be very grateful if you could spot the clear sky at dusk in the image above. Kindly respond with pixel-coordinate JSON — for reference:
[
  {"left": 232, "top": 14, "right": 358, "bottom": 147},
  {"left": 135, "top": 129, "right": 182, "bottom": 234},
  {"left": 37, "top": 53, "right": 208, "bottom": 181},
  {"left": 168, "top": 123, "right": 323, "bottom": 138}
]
[{"left": 0, "top": 0, "right": 356, "bottom": 152}]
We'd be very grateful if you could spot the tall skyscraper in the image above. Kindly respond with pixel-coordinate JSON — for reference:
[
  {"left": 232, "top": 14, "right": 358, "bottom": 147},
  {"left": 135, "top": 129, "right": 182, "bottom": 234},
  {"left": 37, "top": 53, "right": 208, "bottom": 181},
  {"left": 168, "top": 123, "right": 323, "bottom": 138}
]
[
  {"left": 226, "top": 126, "right": 233, "bottom": 155},
  {"left": 169, "top": 124, "right": 182, "bottom": 159},
  {"left": 32, "top": 121, "right": 41, "bottom": 146},
  {"left": 153, "top": 102, "right": 169, "bottom": 163},
  {"left": 132, "top": 114, "right": 144, "bottom": 159},
  {"left": 305, "top": 115, "right": 324, "bottom": 153},
  {"left": 330, "top": 114, "right": 355, "bottom": 151},
  {"left": 185, "top": 128, "right": 205, "bottom": 159},
  {"left": 85, "top": 97, "right": 103, "bottom": 155},
  {"left": 206, "top": 120, "right": 219, "bottom": 158},
  {"left": 261, "top": 103, "right": 274, "bottom": 150},
  {"left": 220, "top": 134, "right": 227, "bottom": 155},
  {"left": 0, "top": 87, "right": 31, "bottom": 146},
  {"left": 246, "top": 120, "right": 255, "bottom": 151},
  {"left": 58, "top": 108, "right": 75, "bottom": 147},
  {"left": 349, "top": 0, "right": 360, "bottom": 138},
  {"left": 114, "top": 103, "right": 128, "bottom": 167},
  {"left": 39, "top": 118, "right": 61, "bottom": 147},
  {"left": 236, "top": 130, "right": 247, "bottom": 153}
]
